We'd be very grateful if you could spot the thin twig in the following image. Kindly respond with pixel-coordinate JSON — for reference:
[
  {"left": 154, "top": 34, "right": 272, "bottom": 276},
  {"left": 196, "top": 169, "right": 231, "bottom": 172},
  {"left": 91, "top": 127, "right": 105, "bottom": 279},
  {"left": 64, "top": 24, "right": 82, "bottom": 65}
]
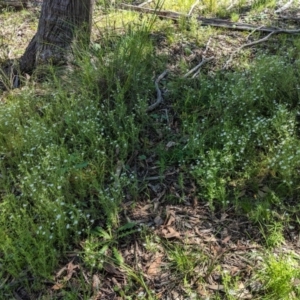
[
  {"left": 246, "top": 25, "right": 264, "bottom": 40},
  {"left": 191, "top": 68, "right": 201, "bottom": 79},
  {"left": 226, "top": 0, "right": 238, "bottom": 11},
  {"left": 183, "top": 56, "right": 214, "bottom": 78},
  {"left": 138, "top": 0, "right": 152, "bottom": 7},
  {"left": 223, "top": 31, "right": 276, "bottom": 69},
  {"left": 188, "top": 0, "right": 199, "bottom": 16},
  {"left": 203, "top": 37, "right": 212, "bottom": 55},
  {"left": 146, "top": 70, "right": 168, "bottom": 112},
  {"left": 275, "top": 0, "right": 294, "bottom": 14}
]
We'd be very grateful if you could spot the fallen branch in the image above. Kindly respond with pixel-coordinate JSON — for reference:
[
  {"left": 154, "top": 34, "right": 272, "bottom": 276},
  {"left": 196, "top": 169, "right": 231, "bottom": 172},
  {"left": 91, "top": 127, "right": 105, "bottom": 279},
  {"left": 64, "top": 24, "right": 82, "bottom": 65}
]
[
  {"left": 183, "top": 56, "right": 214, "bottom": 78},
  {"left": 275, "top": 0, "right": 294, "bottom": 14},
  {"left": 277, "top": 15, "right": 300, "bottom": 21},
  {"left": 188, "top": 0, "right": 199, "bottom": 16},
  {"left": 120, "top": 3, "right": 300, "bottom": 34},
  {"left": 246, "top": 25, "right": 265, "bottom": 40},
  {"left": 147, "top": 70, "right": 168, "bottom": 112},
  {"left": 223, "top": 31, "right": 276, "bottom": 69}
]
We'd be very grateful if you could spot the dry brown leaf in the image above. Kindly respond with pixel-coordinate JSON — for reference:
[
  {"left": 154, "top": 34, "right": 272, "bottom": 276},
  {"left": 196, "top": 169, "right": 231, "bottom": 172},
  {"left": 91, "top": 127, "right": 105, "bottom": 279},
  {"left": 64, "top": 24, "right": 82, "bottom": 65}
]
[
  {"left": 203, "top": 235, "right": 217, "bottom": 242},
  {"left": 199, "top": 228, "right": 213, "bottom": 234},
  {"left": 103, "top": 262, "right": 123, "bottom": 275},
  {"left": 220, "top": 213, "right": 228, "bottom": 221},
  {"left": 111, "top": 277, "right": 122, "bottom": 288},
  {"left": 238, "top": 282, "right": 245, "bottom": 289},
  {"left": 171, "top": 290, "right": 180, "bottom": 299},
  {"left": 64, "top": 261, "right": 80, "bottom": 281},
  {"left": 51, "top": 282, "right": 64, "bottom": 290},
  {"left": 165, "top": 209, "right": 176, "bottom": 226},
  {"left": 237, "top": 289, "right": 253, "bottom": 299},
  {"left": 161, "top": 226, "right": 181, "bottom": 239},
  {"left": 207, "top": 284, "right": 224, "bottom": 291},
  {"left": 92, "top": 274, "right": 101, "bottom": 292},
  {"left": 55, "top": 266, "right": 67, "bottom": 279},
  {"left": 141, "top": 204, "right": 152, "bottom": 211},
  {"left": 147, "top": 255, "right": 162, "bottom": 276},
  {"left": 196, "top": 284, "right": 209, "bottom": 296},
  {"left": 230, "top": 266, "right": 240, "bottom": 276},
  {"left": 192, "top": 196, "right": 198, "bottom": 208},
  {"left": 222, "top": 235, "right": 232, "bottom": 244},
  {"left": 183, "top": 222, "right": 192, "bottom": 229}
]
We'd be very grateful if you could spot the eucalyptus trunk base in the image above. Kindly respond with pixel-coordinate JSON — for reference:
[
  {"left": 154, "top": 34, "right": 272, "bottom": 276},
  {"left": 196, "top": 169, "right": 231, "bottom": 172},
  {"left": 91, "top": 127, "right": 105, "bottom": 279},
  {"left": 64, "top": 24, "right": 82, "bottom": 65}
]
[{"left": 19, "top": 0, "right": 93, "bottom": 74}]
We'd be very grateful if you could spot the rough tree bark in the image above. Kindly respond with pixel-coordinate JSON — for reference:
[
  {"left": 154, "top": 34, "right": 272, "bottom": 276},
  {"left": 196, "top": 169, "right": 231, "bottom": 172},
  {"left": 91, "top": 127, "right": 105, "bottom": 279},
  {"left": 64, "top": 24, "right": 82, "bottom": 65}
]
[{"left": 19, "top": 0, "right": 94, "bottom": 74}]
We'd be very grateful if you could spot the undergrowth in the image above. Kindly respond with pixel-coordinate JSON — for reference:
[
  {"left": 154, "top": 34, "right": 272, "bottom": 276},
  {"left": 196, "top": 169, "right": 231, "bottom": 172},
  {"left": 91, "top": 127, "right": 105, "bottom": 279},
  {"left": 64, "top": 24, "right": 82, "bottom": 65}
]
[{"left": 1, "top": 0, "right": 300, "bottom": 299}]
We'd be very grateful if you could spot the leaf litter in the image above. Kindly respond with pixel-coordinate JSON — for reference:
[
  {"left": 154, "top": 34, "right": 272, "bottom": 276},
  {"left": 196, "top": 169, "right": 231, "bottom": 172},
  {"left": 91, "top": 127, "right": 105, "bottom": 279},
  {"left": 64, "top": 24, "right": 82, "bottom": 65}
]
[{"left": 2, "top": 2, "right": 300, "bottom": 300}]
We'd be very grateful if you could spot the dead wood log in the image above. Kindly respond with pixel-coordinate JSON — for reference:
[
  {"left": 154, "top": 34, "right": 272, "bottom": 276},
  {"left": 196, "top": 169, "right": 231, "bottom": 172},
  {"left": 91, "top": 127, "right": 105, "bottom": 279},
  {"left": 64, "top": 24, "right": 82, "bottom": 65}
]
[{"left": 120, "top": 4, "right": 300, "bottom": 34}]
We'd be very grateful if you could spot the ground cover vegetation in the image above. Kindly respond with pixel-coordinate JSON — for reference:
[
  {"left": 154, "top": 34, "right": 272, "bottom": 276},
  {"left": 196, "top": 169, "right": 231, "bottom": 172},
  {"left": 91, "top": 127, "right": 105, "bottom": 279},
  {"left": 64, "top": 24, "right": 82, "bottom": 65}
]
[{"left": 1, "top": 0, "right": 300, "bottom": 299}]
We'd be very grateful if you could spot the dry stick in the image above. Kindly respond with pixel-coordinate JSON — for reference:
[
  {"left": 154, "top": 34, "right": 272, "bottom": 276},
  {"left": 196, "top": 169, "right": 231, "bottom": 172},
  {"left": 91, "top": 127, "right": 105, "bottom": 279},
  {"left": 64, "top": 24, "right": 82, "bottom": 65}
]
[
  {"left": 119, "top": 3, "right": 300, "bottom": 34},
  {"left": 146, "top": 70, "right": 168, "bottom": 112},
  {"left": 226, "top": 0, "right": 238, "bottom": 11},
  {"left": 188, "top": 0, "right": 199, "bottom": 16},
  {"left": 278, "top": 16, "right": 300, "bottom": 21},
  {"left": 183, "top": 37, "right": 213, "bottom": 78},
  {"left": 223, "top": 31, "right": 276, "bottom": 69},
  {"left": 192, "top": 65, "right": 203, "bottom": 78},
  {"left": 138, "top": 0, "right": 153, "bottom": 7},
  {"left": 183, "top": 56, "right": 214, "bottom": 78},
  {"left": 203, "top": 36, "right": 212, "bottom": 55},
  {"left": 275, "top": 0, "right": 294, "bottom": 14},
  {"left": 226, "top": 3, "right": 233, "bottom": 11},
  {"left": 246, "top": 25, "right": 264, "bottom": 40}
]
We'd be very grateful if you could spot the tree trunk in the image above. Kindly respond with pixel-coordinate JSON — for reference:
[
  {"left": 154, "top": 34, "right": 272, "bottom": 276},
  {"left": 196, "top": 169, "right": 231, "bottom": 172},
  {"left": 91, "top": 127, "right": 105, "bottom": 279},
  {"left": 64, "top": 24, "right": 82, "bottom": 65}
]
[{"left": 20, "top": 0, "right": 94, "bottom": 74}]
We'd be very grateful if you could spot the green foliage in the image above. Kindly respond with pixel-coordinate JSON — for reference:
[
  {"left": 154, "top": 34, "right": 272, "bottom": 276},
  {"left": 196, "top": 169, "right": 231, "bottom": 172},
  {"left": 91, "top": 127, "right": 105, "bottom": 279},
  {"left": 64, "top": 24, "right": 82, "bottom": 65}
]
[
  {"left": 166, "top": 243, "right": 207, "bottom": 278},
  {"left": 257, "top": 254, "right": 300, "bottom": 299},
  {"left": 83, "top": 222, "right": 137, "bottom": 269},
  {"left": 170, "top": 55, "right": 300, "bottom": 209},
  {"left": 0, "top": 19, "right": 154, "bottom": 289},
  {"left": 1, "top": 0, "right": 300, "bottom": 298}
]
